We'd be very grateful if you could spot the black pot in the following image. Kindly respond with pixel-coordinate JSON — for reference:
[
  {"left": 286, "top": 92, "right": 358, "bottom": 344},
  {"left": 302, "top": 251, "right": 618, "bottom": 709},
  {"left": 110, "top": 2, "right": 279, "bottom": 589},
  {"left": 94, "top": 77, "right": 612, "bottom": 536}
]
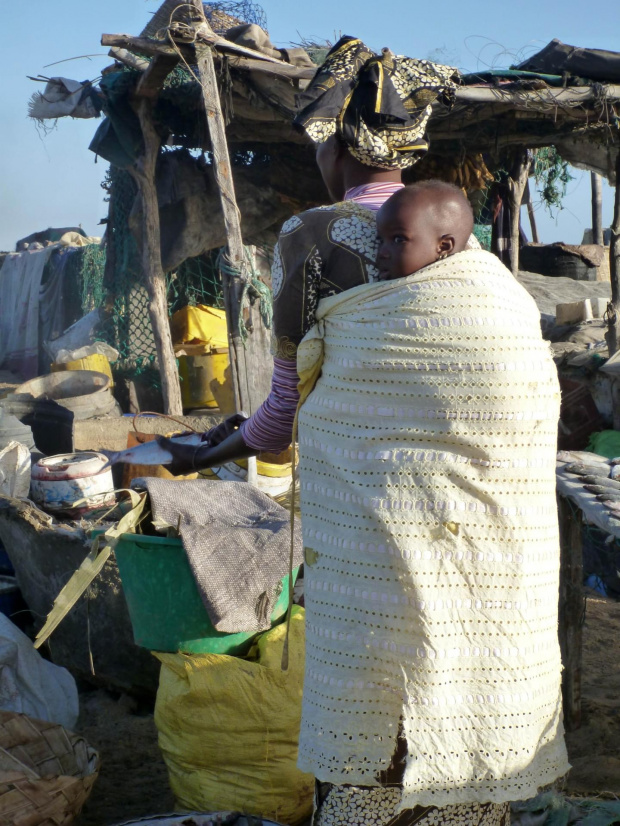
[{"left": 1, "top": 399, "right": 74, "bottom": 456}]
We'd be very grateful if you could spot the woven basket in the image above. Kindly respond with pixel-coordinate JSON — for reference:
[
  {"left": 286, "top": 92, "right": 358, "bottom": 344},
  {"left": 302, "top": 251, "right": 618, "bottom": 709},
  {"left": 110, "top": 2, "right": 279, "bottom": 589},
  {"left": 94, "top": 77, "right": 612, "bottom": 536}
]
[{"left": 0, "top": 710, "right": 99, "bottom": 826}]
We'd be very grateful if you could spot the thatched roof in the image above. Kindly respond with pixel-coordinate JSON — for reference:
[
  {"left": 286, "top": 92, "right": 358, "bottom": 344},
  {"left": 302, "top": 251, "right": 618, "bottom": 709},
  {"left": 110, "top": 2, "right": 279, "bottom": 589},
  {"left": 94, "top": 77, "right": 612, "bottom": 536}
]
[{"left": 29, "top": 2, "right": 620, "bottom": 180}]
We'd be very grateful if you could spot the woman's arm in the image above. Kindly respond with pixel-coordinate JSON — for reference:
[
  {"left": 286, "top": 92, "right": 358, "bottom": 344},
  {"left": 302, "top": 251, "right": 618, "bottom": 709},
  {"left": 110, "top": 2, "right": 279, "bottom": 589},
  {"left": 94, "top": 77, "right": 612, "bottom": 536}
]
[
  {"left": 161, "top": 215, "right": 324, "bottom": 474},
  {"left": 158, "top": 426, "right": 257, "bottom": 477},
  {"left": 239, "top": 357, "right": 300, "bottom": 452}
]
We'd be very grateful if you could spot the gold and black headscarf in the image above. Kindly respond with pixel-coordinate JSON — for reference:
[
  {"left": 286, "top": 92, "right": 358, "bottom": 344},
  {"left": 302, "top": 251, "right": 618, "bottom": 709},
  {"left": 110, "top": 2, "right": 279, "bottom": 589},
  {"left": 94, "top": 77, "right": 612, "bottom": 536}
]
[{"left": 294, "top": 36, "right": 459, "bottom": 170}]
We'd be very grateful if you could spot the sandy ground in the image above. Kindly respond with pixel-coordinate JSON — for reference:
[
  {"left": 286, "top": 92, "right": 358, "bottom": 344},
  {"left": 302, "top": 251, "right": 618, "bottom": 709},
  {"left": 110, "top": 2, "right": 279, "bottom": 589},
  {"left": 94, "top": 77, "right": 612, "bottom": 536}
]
[
  {"left": 75, "top": 593, "right": 620, "bottom": 825},
  {"left": 563, "top": 594, "right": 620, "bottom": 797},
  {"left": 75, "top": 688, "right": 174, "bottom": 826}
]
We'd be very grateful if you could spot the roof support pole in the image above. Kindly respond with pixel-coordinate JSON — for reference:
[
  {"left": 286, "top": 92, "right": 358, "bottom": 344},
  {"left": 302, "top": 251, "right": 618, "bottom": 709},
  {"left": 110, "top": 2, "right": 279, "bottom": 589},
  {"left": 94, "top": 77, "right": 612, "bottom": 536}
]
[
  {"left": 524, "top": 180, "right": 539, "bottom": 244},
  {"left": 591, "top": 171, "right": 604, "bottom": 246},
  {"left": 128, "top": 55, "right": 183, "bottom": 416},
  {"left": 507, "top": 148, "right": 531, "bottom": 277},
  {"left": 605, "top": 152, "right": 620, "bottom": 365},
  {"left": 557, "top": 495, "right": 583, "bottom": 732},
  {"left": 188, "top": 0, "right": 253, "bottom": 415}
]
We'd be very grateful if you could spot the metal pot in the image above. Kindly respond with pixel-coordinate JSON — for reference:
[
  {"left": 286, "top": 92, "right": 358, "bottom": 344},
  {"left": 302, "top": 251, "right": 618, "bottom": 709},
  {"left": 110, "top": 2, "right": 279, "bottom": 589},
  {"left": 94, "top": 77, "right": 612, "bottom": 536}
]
[{"left": 30, "top": 452, "right": 115, "bottom": 518}]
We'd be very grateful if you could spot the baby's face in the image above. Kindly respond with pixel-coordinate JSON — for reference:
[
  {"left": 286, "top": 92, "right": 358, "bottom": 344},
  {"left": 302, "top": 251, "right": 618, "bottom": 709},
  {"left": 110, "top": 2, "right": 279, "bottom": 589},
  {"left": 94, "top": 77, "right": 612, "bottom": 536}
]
[{"left": 376, "top": 198, "right": 440, "bottom": 280}]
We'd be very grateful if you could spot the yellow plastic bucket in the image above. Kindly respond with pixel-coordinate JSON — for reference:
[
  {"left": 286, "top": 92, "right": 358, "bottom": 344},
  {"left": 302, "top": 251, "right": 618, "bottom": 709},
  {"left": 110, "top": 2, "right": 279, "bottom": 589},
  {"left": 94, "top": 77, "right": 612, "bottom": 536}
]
[
  {"left": 52, "top": 354, "right": 114, "bottom": 386},
  {"left": 170, "top": 305, "right": 228, "bottom": 350},
  {"left": 178, "top": 350, "right": 234, "bottom": 411}
]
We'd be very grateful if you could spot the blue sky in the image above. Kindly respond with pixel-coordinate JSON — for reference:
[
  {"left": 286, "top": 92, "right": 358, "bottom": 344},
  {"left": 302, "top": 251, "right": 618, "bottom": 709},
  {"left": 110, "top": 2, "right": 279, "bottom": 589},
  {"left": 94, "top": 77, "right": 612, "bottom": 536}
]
[{"left": 1, "top": 0, "right": 618, "bottom": 251}]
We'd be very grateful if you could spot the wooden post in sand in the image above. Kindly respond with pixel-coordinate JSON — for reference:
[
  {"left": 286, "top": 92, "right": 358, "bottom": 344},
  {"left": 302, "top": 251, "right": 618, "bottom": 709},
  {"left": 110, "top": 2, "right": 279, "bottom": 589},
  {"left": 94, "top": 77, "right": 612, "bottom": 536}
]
[
  {"left": 605, "top": 154, "right": 620, "bottom": 359},
  {"left": 187, "top": 0, "right": 253, "bottom": 415},
  {"left": 557, "top": 495, "right": 584, "bottom": 732},
  {"left": 507, "top": 148, "right": 531, "bottom": 277},
  {"left": 524, "top": 180, "right": 539, "bottom": 244},
  {"left": 126, "top": 53, "right": 183, "bottom": 415},
  {"left": 591, "top": 171, "right": 604, "bottom": 247}
]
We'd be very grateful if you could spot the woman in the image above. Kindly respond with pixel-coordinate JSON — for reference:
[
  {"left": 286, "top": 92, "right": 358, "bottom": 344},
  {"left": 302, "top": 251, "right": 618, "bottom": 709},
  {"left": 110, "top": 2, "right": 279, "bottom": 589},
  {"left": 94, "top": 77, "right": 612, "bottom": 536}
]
[
  {"left": 166, "top": 36, "right": 459, "bottom": 471},
  {"left": 165, "top": 37, "right": 569, "bottom": 826}
]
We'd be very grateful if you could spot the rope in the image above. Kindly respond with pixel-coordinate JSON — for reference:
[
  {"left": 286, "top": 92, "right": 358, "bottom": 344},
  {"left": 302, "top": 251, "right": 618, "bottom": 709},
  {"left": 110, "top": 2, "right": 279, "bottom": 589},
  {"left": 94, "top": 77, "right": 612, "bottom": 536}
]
[
  {"left": 217, "top": 247, "right": 273, "bottom": 346},
  {"left": 281, "top": 405, "right": 300, "bottom": 672},
  {"left": 131, "top": 410, "right": 202, "bottom": 441}
]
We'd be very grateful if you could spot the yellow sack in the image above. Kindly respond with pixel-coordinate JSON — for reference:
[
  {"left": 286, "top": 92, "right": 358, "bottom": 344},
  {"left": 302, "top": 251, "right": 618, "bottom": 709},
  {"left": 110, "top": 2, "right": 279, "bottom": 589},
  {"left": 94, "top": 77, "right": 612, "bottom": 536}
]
[
  {"left": 170, "top": 305, "right": 228, "bottom": 351},
  {"left": 154, "top": 607, "right": 313, "bottom": 826}
]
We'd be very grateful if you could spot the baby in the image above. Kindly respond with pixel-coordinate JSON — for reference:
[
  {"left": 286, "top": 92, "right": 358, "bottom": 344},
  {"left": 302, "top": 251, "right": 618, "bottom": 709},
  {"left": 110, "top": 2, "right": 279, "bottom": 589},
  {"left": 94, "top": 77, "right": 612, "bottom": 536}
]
[{"left": 376, "top": 180, "right": 474, "bottom": 280}]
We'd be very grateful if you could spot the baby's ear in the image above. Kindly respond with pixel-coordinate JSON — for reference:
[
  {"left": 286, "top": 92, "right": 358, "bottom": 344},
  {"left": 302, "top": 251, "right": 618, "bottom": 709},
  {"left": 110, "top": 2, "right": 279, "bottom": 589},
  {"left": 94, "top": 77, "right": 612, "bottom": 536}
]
[{"left": 439, "top": 235, "right": 456, "bottom": 256}]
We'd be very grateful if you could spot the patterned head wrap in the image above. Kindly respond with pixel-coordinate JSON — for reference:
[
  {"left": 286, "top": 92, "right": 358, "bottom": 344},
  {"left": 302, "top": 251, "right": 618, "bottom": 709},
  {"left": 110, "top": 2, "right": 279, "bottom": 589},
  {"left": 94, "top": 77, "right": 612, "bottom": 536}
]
[{"left": 294, "top": 36, "right": 459, "bottom": 170}]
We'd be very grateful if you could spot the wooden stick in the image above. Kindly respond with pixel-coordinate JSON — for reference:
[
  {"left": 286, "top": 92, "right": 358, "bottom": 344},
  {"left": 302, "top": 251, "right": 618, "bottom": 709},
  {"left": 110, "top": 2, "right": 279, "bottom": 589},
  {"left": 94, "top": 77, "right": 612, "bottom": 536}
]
[
  {"left": 507, "top": 148, "right": 531, "bottom": 276},
  {"left": 591, "top": 171, "right": 604, "bottom": 246},
  {"left": 187, "top": 2, "right": 251, "bottom": 414},
  {"left": 108, "top": 47, "right": 150, "bottom": 72},
  {"left": 128, "top": 54, "right": 183, "bottom": 415},
  {"left": 101, "top": 31, "right": 314, "bottom": 77},
  {"left": 524, "top": 179, "right": 539, "bottom": 244},
  {"left": 556, "top": 495, "right": 584, "bottom": 732},
  {"left": 102, "top": 33, "right": 178, "bottom": 58},
  {"left": 606, "top": 153, "right": 620, "bottom": 359}
]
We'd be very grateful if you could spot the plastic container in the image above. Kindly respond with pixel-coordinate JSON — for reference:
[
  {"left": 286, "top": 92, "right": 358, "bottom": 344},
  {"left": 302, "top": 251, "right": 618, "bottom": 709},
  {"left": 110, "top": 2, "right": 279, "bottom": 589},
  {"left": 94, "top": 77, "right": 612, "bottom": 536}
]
[
  {"left": 112, "top": 531, "right": 299, "bottom": 655},
  {"left": 52, "top": 353, "right": 114, "bottom": 386},
  {"left": 31, "top": 452, "right": 116, "bottom": 517},
  {"left": 178, "top": 351, "right": 232, "bottom": 411},
  {"left": 10, "top": 370, "right": 117, "bottom": 420},
  {"left": 170, "top": 305, "right": 228, "bottom": 350}
]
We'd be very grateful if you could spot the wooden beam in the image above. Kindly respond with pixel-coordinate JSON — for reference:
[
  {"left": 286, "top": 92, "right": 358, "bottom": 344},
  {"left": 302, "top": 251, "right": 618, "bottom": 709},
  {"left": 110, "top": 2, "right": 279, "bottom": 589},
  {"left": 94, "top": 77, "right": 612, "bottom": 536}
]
[
  {"left": 102, "top": 31, "right": 315, "bottom": 81},
  {"left": 591, "top": 171, "right": 604, "bottom": 246},
  {"left": 102, "top": 33, "right": 178, "bottom": 58},
  {"left": 524, "top": 179, "right": 539, "bottom": 244},
  {"left": 128, "top": 54, "right": 183, "bottom": 415},
  {"left": 136, "top": 52, "right": 178, "bottom": 98},
  {"left": 108, "top": 47, "right": 150, "bottom": 72},
  {"left": 443, "top": 84, "right": 620, "bottom": 109},
  {"left": 606, "top": 151, "right": 620, "bottom": 358},
  {"left": 175, "top": 19, "right": 296, "bottom": 65},
  {"left": 188, "top": 4, "right": 252, "bottom": 414},
  {"left": 557, "top": 495, "right": 584, "bottom": 732},
  {"left": 225, "top": 54, "right": 315, "bottom": 80},
  {"left": 507, "top": 148, "right": 531, "bottom": 276}
]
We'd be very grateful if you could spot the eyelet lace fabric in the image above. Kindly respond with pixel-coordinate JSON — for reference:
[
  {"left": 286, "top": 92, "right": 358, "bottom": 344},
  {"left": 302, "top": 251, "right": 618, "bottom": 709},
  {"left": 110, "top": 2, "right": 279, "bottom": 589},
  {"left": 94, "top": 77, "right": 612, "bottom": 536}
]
[{"left": 296, "top": 249, "right": 570, "bottom": 808}]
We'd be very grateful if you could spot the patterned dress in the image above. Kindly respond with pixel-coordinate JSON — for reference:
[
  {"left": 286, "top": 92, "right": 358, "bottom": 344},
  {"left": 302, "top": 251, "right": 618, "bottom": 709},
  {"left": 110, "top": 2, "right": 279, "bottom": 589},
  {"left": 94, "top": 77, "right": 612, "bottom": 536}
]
[
  {"left": 241, "top": 192, "right": 393, "bottom": 453},
  {"left": 271, "top": 200, "right": 382, "bottom": 358}
]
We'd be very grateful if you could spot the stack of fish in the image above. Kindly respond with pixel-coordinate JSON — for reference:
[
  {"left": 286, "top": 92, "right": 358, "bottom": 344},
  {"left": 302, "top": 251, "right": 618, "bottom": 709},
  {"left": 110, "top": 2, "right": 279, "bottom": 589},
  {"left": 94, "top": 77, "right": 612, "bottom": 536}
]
[{"left": 557, "top": 449, "right": 620, "bottom": 530}]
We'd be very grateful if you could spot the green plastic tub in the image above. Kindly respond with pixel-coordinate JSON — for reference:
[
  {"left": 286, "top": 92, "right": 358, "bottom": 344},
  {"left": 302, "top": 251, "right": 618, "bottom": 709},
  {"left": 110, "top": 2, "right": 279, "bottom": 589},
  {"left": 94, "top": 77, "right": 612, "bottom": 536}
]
[{"left": 111, "top": 532, "right": 299, "bottom": 656}]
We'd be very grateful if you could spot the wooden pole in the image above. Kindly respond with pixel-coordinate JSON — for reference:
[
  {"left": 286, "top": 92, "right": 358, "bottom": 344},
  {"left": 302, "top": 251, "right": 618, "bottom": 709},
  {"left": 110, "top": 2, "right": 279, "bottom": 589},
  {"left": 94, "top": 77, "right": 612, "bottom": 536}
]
[
  {"left": 591, "top": 171, "right": 604, "bottom": 246},
  {"left": 557, "top": 495, "right": 584, "bottom": 732},
  {"left": 127, "top": 53, "right": 183, "bottom": 416},
  {"left": 507, "top": 148, "right": 531, "bottom": 277},
  {"left": 187, "top": 0, "right": 253, "bottom": 414},
  {"left": 605, "top": 152, "right": 620, "bottom": 358},
  {"left": 524, "top": 180, "right": 539, "bottom": 244}
]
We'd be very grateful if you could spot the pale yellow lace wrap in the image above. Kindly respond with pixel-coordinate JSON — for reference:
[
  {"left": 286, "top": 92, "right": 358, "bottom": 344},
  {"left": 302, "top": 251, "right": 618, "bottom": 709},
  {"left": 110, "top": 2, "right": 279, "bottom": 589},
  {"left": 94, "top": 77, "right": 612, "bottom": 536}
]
[{"left": 295, "top": 249, "right": 569, "bottom": 808}]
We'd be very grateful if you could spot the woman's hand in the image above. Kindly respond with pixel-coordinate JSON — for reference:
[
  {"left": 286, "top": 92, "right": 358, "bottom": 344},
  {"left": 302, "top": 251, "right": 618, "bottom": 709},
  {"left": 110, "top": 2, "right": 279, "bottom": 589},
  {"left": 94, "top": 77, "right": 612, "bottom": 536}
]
[
  {"left": 156, "top": 413, "right": 252, "bottom": 476},
  {"left": 156, "top": 437, "right": 212, "bottom": 477},
  {"left": 205, "top": 413, "right": 248, "bottom": 445}
]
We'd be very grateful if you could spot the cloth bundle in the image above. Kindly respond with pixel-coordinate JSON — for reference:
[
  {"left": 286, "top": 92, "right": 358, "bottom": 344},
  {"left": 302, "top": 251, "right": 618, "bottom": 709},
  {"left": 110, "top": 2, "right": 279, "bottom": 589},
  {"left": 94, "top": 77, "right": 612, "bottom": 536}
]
[
  {"left": 145, "top": 479, "right": 303, "bottom": 633},
  {"left": 295, "top": 249, "right": 570, "bottom": 807}
]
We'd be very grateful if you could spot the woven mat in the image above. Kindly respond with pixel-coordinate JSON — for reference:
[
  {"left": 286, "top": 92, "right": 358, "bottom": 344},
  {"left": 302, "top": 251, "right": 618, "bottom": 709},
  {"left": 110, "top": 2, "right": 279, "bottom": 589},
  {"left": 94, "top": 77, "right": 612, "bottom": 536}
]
[{"left": 0, "top": 711, "right": 99, "bottom": 825}]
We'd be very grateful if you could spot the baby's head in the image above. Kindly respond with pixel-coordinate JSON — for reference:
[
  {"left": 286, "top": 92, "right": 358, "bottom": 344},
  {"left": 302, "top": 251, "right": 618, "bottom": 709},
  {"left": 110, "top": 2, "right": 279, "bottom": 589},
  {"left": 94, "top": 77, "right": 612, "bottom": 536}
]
[{"left": 376, "top": 181, "right": 474, "bottom": 280}]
